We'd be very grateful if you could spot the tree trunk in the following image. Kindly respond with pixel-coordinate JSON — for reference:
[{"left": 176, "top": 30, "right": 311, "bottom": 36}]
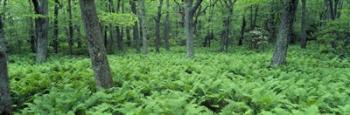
[
  {"left": 271, "top": 0, "right": 298, "bottom": 67},
  {"left": 184, "top": 0, "right": 194, "bottom": 57},
  {"left": 163, "top": 0, "right": 170, "bottom": 50},
  {"left": 155, "top": 0, "right": 163, "bottom": 53},
  {"left": 139, "top": 0, "right": 148, "bottom": 54},
  {"left": 300, "top": 0, "right": 307, "bottom": 48},
  {"left": 0, "top": 12, "right": 12, "bottom": 115},
  {"left": 184, "top": 0, "right": 202, "bottom": 58},
  {"left": 33, "top": 0, "right": 49, "bottom": 63},
  {"left": 238, "top": 16, "right": 246, "bottom": 46},
  {"left": 67, "top": 0, "right": 74, "bottom": 54},
  {"left": 79, "top": 0, "right": 114, "bottom": 89},
  {"left": 130, "top": 0, "right": 140, "bottom": 52},
  {"left": 53, "top": 0, "right": 59, "bottom": 53}
]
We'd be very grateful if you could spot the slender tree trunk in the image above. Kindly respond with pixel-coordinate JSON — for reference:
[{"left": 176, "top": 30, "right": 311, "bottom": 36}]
[
  {"left": 79, "top": 0, "right": 114, "bottom": 89},
  {"left": 139, "top": 0, "right": 148, "bottom": 54},
  {"left": 53, "top": 0, "right": 60, "bottom": 53},
  {"left": 0, "top": 11, "right": 12, "bottom": 115},
  {"left": 163, "top": 0, "right": 170, "bottom": 50},
  {"left": 155, "top": 0, "right": 163, "bottom": 53},
  {"left": 184, "top": 0, "right": 194, "bottom": 57},
  {"left": 271, "top": 0, "right": 298, "bottom": 67},
  {"left": 67, "top": 0, "right": 74, "bottom": 54},
  {"left": 33, "top": 0, "right": 49, "bottom": 63},
  {"left": 300, "top": 0, "right": 307, "bottom": 48},
  {"left": 130, "top": 0, "right": 140, "bottom": 52}
]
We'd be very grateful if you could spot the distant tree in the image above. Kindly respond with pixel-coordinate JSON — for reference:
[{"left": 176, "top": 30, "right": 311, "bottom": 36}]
[
  {"left": 129, "top": 0, "right": 141, "bottom": 52},
  {"left": 163, "top": 0, "right": 170, "bottom": 50},
  {"left": 300, "top": 0, "right": 307, "bottom": 48},
  {"left": 53, "top": 0, "right": 60, "bottom": 53},
  {"left": 79, "top": 0, "right": 114, "bottom": 89},
  {"left": 139, "top": 0, "right": 148, "bottom": 54},
  {"left": 220, "top": 0, "right": 236, "bottom": 52},
  {"left": 271, "top": 0, "right": 298, "bottom": 67},
  {"left": 184, "top": 0, "right": 203, "bottom": 58},
  {"left": 67, "top": 0, "right": 74, "bottom": 54},
  {"left": 154, "top": 0, "right": 163, "bottom": 53},
  {"left": 32, "top": 0, "right": 49, "bottom": 63}
]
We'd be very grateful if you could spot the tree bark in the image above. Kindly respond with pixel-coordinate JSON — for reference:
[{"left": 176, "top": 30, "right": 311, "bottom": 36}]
[
  {"left": 53, "top": 0, "right": 60, "bottom": 53},
  {"left": 0, "top": 11, "right": 12, "bottom": 115},
  {"left": 271, "top": 0, "right": 298, "bottom": 67},
  {"left": 67, "top": 0, "right": 74, "bottom": 54},
  {"left": 79, "top": 0, "right": 114, "bottom": 89},
  {"left": 238, "top": 16, "right": 246, "bottom": 46},
  {"left": 163, "top": 0, "right": 170, "bottom": 50},
  {"left": 130, "top": 0, "right": 140, "bottom": 52},
  {"left": 300, "top": 0, "right": 307, "bottom": 48},
  {"left": 155, "top": 0, "right": 163, "bottom": 53},
  {"left": 139, "top": 0, "right": 148, "bottom": 54},
  {"left": 184, "top": 0, "right": 203, "bottom": 58},
  {"left": 32, "top": 0, "right": 49, "bottom": 63}
]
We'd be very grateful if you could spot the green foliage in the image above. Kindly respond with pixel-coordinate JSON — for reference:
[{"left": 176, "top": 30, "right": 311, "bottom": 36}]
[
  {"left": 99, "top": 13, "right": 138, "bottom": 27},
  {"left": 9, "top": 46, "right": 350, "bottom": 114}
]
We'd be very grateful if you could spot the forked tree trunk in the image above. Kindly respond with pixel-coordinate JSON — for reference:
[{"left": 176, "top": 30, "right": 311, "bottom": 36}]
[
  {"left": 32, "top": 0, "right": 49, "bottom": 63},
  {"left": 79, "top": 0, "right": 114, "bottom": 89}
]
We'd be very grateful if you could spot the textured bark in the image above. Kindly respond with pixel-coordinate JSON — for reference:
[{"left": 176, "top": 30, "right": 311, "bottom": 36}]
[
  {"left": 184, "top": 0, "right": 203, "bottom": 58},
  {"left": 67, "top": 0, "right": 74, "bottom": 54},
  {"left": 154, "top": 0, "right": 163, "bottom": 53},
  {"left": 53, "top": 0, "right": 60, "bottom": 53},
  {"left": 271, "top": 0, "right": 298, "bottom": 67},
  {"left": 139, "top": 0, "right": 148, "bottom": 54},
  {"left": 33, "top": 0, "right": 49, "bottom": 63},
  {"left": 79, "top": 0, "right": 114, "bottom": 89},
  {"left": 0, "top": 12, "right": 12, "bottom": 115},
  {"left": 300, "top": 0, "right": 307, "bottom": 48},
  {"left": 163, "top": 0, "right": 170, "bottom": 50}
]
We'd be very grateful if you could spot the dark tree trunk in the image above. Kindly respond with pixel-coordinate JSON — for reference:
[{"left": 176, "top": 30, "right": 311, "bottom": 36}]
[
  {"left": 53, "top": 0, "right": 60, "bottom": 53},
  {"left": 300, "top": 0, "right": 307, "bottom": 48},
  {"left": 75, "top": 25, "right": 82, "bottom": 48},
  {"left": 79, "top": 0, "right": 114, "bottom": 89},
  {"left": 163, "top": 0, "right": 170, "bottom": 50},
  {"left": 288, "top": 0, "right": 298, "bottom": 44},
  {"left": 154, "top": 0, "right": 163, "bottom": 53},
  {"left": 29, "top": 18, "right": 36, "bottom": 53},
  {"left": 67, "top": 0, "right": 74, "bottom": 54},
  {"left": 32, "top": 0, "right": 49, "bottom": 63},
  {"left": 126, "top": 29, "right": 131, "bottom": 47},
  {"left": 130, "top": 0, "right": 140, "bottom": 52},
  {"left": 238, "top": 16, "right": 246, "bottom": 46},
  {"left": 184, "top": 0, "right": 203, "bottom": 58},
  {"left": 0, "top": 12, "right": 12, "bottom": 115},
  {"left": 271, "top": 0, "right": 298, "bottom": 67}
]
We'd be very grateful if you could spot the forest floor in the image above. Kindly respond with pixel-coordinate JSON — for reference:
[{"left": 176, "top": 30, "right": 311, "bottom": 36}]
[{"left": 8, "top": 45, "right": 350, "bottom": 114}]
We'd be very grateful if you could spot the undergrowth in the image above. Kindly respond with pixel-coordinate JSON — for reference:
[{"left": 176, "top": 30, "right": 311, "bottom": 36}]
[{"left": 8, "top": 46, "right": 350, "bottom": 115}]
